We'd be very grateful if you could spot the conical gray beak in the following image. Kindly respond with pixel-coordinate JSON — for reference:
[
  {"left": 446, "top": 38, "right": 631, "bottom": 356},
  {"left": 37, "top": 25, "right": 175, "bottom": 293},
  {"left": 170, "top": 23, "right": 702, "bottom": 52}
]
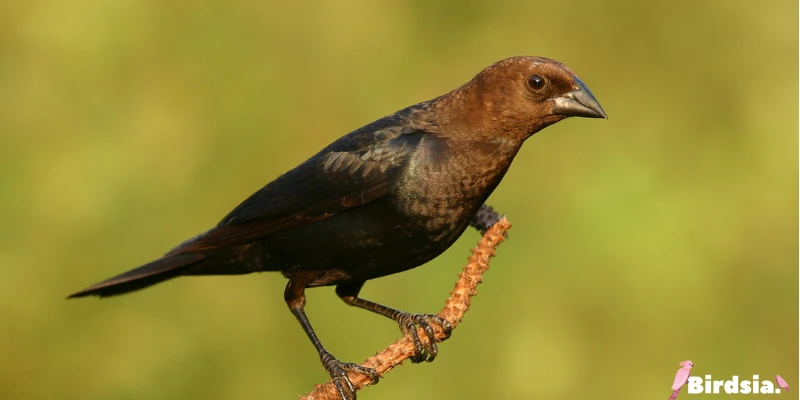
[{"left": 552, "top": 77, "right": 607, "bottom": 119}]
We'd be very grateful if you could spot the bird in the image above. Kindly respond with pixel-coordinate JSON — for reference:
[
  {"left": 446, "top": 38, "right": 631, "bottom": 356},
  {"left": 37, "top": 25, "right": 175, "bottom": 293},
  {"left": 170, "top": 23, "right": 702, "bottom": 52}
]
[
  {"left": 776, "top": 375, "right": 789, "bottom": 391},
  {"left": 69, "top": 56, "right": 606, "bottom": 399},
  {"left": 669, "top": 360, "right": 694, "bottom": 400}
]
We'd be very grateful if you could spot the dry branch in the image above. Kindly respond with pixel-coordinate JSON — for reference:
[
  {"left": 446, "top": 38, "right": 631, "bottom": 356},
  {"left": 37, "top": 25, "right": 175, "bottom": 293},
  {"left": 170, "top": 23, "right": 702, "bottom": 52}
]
[{"left": 300, "top": 217, "right": 511, "bottom": 400}]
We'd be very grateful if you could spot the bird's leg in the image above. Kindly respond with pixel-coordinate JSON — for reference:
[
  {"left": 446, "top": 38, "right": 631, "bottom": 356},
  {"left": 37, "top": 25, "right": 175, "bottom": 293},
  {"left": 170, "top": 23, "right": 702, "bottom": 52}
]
[
  {"left": 470, "top": 204, "right": 503, "bottom": 234},
  {"left": 336, "top": 281, "right": 452, "bottom": 363},
  {"left": 285, "top": 277, "right": 379, "bottom": 400}
]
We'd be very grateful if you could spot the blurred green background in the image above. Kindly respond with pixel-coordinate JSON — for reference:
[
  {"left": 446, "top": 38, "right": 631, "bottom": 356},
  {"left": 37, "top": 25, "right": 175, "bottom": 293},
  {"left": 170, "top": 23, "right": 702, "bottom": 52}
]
[{"left": 1, "top": 1, "right": 796, "bottom": 399}]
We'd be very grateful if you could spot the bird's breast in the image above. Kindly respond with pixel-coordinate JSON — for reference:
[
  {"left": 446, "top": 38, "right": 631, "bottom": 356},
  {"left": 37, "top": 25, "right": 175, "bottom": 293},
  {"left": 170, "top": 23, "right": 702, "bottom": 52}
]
[{"left": 395, "top": 135, "right": 519, "bottom": 241}]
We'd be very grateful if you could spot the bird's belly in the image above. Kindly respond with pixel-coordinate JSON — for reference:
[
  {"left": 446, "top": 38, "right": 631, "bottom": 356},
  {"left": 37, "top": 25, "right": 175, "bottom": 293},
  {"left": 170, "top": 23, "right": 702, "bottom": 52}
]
[
  {"left": 246, "top": 197, "right": 475, "bottom": 285},
  {"left": 248, "top": 136, "right": 511, "bottom": 285}
]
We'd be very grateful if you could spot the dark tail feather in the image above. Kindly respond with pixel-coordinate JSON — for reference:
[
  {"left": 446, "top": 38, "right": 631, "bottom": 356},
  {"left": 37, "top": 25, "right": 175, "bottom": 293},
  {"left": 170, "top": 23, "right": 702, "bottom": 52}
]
[{"left": 67, "top": 252, "right": 207, "bottom": 298}]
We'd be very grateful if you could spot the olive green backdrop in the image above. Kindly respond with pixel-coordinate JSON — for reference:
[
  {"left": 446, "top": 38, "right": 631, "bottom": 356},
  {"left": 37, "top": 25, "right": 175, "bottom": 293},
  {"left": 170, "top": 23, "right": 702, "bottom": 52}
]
[{"left": 1, "top": 1, "right": 796, "bottom": 399}]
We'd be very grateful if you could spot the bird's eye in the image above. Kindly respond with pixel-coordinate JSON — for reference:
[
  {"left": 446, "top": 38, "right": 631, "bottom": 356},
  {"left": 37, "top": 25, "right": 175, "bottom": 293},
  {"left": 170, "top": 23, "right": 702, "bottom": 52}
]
[{"left": 527, "top": 74, "right": 545, "bottom": 90}]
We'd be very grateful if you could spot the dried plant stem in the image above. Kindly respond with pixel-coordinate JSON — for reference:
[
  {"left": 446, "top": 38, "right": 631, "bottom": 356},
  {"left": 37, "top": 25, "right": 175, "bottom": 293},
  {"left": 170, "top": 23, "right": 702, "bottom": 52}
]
[{"left": 300, "top": 217, "right": 511, "bottom": 400}]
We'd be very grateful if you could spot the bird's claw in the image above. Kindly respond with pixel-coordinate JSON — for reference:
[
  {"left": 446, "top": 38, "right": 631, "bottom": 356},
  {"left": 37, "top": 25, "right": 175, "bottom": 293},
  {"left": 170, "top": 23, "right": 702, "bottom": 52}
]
[
  {"left": 331, "top": 376, "right": 355, "bottom": 400},
  {"left": 323, "top": 353, "right": 379, "bottom": 400},
  {"left": 396, "top": 313, "right": 452, "bottom": 363},
  {"left": 470, "top": 204, "right": 508, "bottom": 237}
]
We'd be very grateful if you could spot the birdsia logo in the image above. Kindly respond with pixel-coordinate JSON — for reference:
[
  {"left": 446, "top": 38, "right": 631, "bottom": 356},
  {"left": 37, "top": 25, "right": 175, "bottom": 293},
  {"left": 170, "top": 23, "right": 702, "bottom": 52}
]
[
  {"left": 687, "top": 375, "right": 787, "bottom": 394},
  {"left": 668, "top": 361, "right": 790, "bottom": 398}
]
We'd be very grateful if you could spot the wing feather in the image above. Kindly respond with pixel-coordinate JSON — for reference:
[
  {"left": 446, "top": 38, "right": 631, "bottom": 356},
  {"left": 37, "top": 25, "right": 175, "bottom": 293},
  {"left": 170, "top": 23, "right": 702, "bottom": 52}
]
[{"left": 168, "top": 123, "right": 425, "bottom": 255}]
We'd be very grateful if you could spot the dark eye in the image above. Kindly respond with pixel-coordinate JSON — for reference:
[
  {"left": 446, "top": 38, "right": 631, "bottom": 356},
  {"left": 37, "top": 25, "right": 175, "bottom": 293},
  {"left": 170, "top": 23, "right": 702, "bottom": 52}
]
[{"left": 527, "top": 74, "right": 545, "bottom": 90}]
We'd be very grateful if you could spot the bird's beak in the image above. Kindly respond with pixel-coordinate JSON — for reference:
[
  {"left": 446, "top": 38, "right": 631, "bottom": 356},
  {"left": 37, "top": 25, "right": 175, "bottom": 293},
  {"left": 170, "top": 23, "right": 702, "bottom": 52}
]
[{"left": 552, "top": 77, "right": 607, "bottom": 119}]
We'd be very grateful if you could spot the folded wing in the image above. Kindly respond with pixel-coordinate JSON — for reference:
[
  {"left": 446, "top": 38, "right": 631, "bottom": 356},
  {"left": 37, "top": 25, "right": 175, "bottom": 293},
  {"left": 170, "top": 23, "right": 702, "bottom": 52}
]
[{"left": 168, "top": 124, "right": 427, "bottom": 255}]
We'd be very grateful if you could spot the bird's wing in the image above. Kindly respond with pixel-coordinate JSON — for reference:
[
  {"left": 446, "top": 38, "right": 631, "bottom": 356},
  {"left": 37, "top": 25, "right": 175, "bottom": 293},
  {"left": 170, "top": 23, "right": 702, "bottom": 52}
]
[
  {"left": 671, "top": 369, "right": 690, "bottom": 390},
  {"left": 168, "top": 122, "right": 427, "bottom": 255}
]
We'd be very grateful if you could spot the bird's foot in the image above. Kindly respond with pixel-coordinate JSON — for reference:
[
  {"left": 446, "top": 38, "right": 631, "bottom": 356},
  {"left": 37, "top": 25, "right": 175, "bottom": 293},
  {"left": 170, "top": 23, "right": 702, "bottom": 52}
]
[
  {"left": 395, "top": 313, "right": 452, "bottom": 363},
  {"left": 321, "top": 351, "right": 379, "bottom": 400},
  {"left": 471, "top": 204, "right": 507, "bottom": 236}
]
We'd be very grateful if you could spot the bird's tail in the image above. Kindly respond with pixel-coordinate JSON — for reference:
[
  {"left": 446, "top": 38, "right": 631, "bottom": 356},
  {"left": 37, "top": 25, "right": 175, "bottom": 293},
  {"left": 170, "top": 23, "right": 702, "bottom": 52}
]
[
  {"left": 67, "top": 252, "right": 208, "bottom": 298},
  {"left": 668, "top": 387, "right": 682, "bottom": 400}
]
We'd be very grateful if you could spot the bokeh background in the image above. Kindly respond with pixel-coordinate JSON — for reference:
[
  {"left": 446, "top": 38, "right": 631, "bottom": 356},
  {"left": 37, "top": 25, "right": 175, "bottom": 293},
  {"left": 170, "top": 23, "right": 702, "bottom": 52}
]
[{"left": 1, "top": 1, "right": 796, "bottom": 399}]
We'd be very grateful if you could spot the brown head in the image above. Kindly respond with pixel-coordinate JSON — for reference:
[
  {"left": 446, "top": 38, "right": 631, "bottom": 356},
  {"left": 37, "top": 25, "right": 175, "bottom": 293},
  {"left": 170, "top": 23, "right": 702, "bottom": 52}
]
[{"left": 433, "top": 56, "right": 606, "bottom": 143}]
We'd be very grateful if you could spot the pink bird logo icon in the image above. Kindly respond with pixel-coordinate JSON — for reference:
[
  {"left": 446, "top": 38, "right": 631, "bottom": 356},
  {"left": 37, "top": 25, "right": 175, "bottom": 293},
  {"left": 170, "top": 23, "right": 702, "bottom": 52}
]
[
  {"left": 669, "top": 360, "right": 694, "bottom": 400},
  {"left": 776, "top": 375, "right": 789, "bottom": 392}
]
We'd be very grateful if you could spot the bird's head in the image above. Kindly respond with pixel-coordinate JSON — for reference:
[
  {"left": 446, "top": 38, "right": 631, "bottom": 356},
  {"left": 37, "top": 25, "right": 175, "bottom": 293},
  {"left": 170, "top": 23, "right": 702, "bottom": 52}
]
[
  {"left": 679, "top": 360, "right": 694, "bottom": 369},
  {"left": 436, "top": 56, "right": 606, "bottom": 142}
]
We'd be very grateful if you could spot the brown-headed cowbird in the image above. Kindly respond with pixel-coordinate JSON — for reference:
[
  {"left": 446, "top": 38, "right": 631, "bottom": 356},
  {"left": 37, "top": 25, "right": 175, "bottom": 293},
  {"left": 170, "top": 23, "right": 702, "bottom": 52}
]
[{"left": 69, "top": 56, "right": 606, "bottom": 399}]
